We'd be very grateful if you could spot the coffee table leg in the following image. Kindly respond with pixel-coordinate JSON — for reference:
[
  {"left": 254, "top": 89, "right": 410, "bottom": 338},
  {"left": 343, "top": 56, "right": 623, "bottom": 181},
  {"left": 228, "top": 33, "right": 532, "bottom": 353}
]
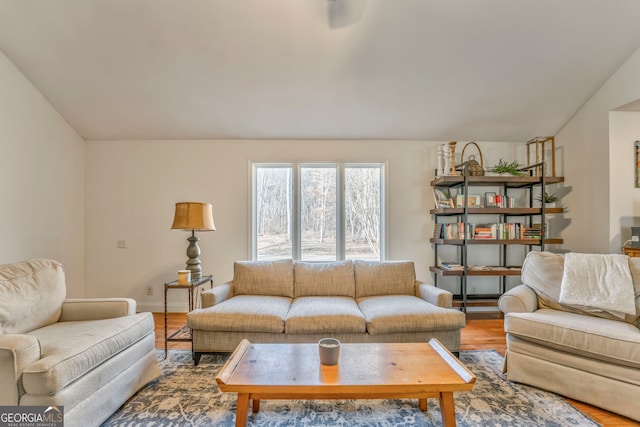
[
  {"left": 419, "top": 398, "right": 428, "bottom": 412},
  {"left": 439, "top": 392, "right": 457, "bottom": 427},
  {"left": 252, "top": 399, "right": 261, "bottom": 413},
  {"left": 235, "top": 393, "right": 250, "bottom": 427}
]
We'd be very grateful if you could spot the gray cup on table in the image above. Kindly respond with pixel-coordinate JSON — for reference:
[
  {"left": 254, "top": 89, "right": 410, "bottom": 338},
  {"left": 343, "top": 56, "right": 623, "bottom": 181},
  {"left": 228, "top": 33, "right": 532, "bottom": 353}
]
[{"left": 318, "top": 338, "right": 340, "bottom": 365}]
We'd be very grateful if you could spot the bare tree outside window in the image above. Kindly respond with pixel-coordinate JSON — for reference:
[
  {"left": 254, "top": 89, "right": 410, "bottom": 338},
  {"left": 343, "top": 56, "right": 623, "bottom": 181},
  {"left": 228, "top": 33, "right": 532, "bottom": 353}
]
[
  {"left": 255, "top": 167, "right": 292, "bottom": 260},
  {"left": 345, "top": 167, "right": 380, "bottom": 259},
  {"left": 301, "top": 166, "right": 336, "bottom": 261},
  {"left": 253, "top": 163, "right": 384, "bottom": 261}
]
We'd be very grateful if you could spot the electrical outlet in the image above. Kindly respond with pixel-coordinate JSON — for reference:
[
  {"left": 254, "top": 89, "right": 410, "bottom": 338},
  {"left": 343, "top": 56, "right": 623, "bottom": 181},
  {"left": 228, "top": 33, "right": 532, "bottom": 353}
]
[
  {"left": 146, "top": 286, "right": 153, "bottom": 296},
  {"left": 116, "top": 240, "right": 127, "bottom": 249}
]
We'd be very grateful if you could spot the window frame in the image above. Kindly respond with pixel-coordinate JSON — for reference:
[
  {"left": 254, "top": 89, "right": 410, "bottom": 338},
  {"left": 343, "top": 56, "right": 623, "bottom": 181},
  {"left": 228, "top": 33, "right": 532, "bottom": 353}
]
[{"left": 251, "top": 161, "right": 387, "bottom": 261}]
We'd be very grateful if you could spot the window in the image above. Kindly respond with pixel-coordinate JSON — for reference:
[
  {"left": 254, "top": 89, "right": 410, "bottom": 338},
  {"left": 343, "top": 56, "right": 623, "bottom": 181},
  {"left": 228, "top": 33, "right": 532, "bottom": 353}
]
[{"left": 252, "top": 163, "right": 385, "bottom": 261}]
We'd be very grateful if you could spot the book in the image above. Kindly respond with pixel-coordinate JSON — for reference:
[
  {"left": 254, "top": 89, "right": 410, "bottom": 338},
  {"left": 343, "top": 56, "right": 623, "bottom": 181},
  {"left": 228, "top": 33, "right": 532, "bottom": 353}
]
[
  {"left": 440, "top": 261, "right": 464, "bottom": 270},
  {"left": 433, "top": 223, "right": 443, "bottom": 239}
]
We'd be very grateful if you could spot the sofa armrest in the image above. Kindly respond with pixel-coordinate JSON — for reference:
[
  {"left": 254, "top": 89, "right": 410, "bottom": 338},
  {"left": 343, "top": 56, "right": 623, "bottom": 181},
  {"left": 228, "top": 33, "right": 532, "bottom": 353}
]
[
  {"left": 59, "top": 298, "right": 136, "bottom": 321},
  {"left": 201, "top": 282, "right": 233, "bottom": 308},
  {"left": 0, "top": 334, "right": 41, "bottom": 405},
  {"left": 498, "top": 285, "right": 538, "bottom": 314},
  {"left": 416, "top": 281, "right": 453, "bottom": 308}
]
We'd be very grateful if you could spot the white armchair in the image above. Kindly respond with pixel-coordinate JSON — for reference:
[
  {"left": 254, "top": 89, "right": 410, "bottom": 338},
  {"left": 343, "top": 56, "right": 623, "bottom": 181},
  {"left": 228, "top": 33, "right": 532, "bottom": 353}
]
[{"left": 0, "top": 259, "right": 160, "bottom": 427}]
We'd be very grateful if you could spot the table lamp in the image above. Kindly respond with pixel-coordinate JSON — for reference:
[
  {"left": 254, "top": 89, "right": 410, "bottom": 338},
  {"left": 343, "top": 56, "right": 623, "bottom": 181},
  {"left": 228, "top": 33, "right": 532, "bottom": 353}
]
[{"left": 171, "top": 202, "right": 216, "bottom": 281}]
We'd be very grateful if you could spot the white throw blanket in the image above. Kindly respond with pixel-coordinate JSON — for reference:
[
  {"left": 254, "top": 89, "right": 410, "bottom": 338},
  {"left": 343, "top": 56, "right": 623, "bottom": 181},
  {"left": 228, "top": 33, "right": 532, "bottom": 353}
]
[{"left": 559, "top": 253, "right": 636, "bottom": 318}]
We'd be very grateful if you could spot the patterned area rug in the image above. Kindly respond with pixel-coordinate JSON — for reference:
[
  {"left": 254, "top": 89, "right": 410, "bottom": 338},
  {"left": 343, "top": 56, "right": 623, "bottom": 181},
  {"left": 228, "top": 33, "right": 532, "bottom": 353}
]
[{"left": 102, "top": 349, "right": 598, "bottom": 426}]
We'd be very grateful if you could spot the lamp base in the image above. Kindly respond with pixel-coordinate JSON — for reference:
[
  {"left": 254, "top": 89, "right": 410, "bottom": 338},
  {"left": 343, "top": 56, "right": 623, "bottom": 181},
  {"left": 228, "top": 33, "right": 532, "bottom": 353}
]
[{"left": 185, "top": 233, "right": 203, "bottom": 281}]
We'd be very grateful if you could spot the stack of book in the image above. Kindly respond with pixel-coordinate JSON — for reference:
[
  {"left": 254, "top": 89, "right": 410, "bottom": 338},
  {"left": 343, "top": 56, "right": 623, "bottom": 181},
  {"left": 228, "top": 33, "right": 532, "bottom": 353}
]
[
  {"left": 520, "top": 224, "right": 544, "bottom": 239},
  {"left": 439, "top": 261, "right": 464, "bottom": 271},
  {"left": 474, "top": 226, "right": 494, "bottom": 239}
]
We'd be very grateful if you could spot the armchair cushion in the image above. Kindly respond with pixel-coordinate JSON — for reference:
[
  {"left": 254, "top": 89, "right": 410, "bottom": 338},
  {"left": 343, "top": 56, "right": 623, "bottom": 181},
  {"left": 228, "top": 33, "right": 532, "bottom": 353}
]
[
  {"left": 505, "top": 309, "right": 640, "bottom": 368},
  {"left": 0, "top": 259, "right": 65, "bottom": 334},
  {"left": 23, "top": 312, "right": 154, "bottom": 395}
]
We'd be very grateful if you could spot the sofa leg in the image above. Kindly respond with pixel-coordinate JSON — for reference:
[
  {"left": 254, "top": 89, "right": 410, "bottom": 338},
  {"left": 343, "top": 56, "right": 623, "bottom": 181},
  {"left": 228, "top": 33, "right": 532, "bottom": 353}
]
[
  {"left": 193, "top": 352, "right": 202, "bottom": 366},
  {"left": 452, "top": 351, "right": 460, "bottom": 358}
]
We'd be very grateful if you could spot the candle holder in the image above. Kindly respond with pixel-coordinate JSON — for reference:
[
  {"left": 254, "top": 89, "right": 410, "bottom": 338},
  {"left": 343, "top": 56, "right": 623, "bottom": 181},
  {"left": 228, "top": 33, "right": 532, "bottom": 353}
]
[
  {"left": 318, "top": 338, "right": 340, "bottom": 366},
  {"left": 449, "top": 141, "right": 458, "bottom": 176}
]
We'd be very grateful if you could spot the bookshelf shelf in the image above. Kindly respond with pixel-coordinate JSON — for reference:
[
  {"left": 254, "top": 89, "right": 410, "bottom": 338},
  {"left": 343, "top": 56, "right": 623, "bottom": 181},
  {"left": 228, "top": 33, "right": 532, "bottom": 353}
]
[
  {"left": 431, "top": 175, "right": 564, "bottom": 188},
  {"left": 429, "top": 238, "right": 563, "bottom": 245},
  {"left": 429, "top": 207, "right": 564, "bottom": 216},
  {"left": 430, "top": 162, "right": 565, "bottom": 313}
]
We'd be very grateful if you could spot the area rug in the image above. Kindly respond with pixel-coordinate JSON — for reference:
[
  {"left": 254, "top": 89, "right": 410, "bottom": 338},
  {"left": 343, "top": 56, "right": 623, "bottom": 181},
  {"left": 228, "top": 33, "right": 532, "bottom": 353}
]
[{"left": 102, "top": 350, "right": 599, "bottom": 426}]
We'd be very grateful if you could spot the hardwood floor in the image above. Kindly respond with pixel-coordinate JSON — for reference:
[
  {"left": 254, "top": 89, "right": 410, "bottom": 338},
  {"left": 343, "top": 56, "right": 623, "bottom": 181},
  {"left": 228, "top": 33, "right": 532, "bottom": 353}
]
[{"left": 154, "top": 313, "right": 639, "bottom": 427}]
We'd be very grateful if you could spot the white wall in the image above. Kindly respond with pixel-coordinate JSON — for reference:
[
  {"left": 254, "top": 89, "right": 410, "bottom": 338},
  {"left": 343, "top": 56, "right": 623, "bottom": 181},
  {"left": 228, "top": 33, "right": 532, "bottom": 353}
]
[
  {"left": 85, "top": 139, "right": 522, "bottom": 312},
  {"left": 0, "top": 50, "right": 86, "bottom": 295},
  {"left": 556, "top": 45, "right": 640, "bottom": 253},
  {"left": 609, "top": 111, "right": 640, "bottom": 252}
]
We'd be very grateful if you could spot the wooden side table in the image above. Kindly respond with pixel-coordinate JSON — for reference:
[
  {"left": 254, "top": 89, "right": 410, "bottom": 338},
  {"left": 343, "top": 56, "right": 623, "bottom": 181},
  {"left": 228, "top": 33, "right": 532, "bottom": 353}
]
[
  {"left": 164, "top": 274, "right": 213, "bottom": 358},
  {"left": 623, "top": 246, "right": 640, "bottom": 257}
]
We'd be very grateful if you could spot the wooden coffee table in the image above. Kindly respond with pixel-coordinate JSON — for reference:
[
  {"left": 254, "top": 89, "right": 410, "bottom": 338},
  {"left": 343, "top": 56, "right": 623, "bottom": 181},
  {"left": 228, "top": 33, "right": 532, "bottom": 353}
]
[{"left": 216, "top": 339, "right": 476, "bottom": 426}]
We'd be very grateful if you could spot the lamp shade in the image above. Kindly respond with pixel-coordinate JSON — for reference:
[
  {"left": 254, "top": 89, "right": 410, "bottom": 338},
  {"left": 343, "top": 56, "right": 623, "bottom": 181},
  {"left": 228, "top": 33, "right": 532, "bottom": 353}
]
[{"left": 171, "top": 202, "right": 216, "bottom": 231}]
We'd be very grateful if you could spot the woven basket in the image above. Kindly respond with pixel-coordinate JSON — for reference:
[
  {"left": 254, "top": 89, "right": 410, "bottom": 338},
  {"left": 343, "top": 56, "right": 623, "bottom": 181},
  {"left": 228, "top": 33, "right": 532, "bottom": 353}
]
[{"left": 461, "top": 142, "right": 484, "bottom": 176}]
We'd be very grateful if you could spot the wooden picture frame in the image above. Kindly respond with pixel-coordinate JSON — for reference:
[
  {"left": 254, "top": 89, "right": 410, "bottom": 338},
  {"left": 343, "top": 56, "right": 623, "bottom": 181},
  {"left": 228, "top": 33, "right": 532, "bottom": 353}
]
[
  {"left": 455, "top": 194, "right": 480, "bottom": 208},
  {"left": 484, "top": 192, "right": 497, "bottom": 208},
  {"left": 433, "top": 188, "right": 454, "bottom": 208}
]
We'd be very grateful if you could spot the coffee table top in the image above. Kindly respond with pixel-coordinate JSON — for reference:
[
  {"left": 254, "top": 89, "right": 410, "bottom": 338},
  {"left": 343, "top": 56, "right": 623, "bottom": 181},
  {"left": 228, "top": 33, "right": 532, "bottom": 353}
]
[{"left": 216, "top": 339, "right": 475, "bottom": 395}]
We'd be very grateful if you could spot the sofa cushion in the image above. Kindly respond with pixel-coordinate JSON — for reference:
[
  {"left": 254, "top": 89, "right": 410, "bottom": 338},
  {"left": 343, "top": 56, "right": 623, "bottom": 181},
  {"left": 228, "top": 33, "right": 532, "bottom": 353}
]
[
  {"left": 354, "top": 260, "right": 415, "bottom": 298},
  {"left": 294, "top": 261, "right": 355, "bottom": 298},
  {"left": 357, "top": 295, "right": 466, "bottom": 335},
  {"left": 505, "top": 309, "right": 640, "bottom": 369},
  {"left": 22, "top": 312, "right": 154, "bottom": 395},
  {"left": 521, "top": 251, "right": 640, "bottom": 324},
  {"left": 233, "top": 259, "right": 294, "bottom": 298},
  {"left": 187, "top": 295, "right": 291, "bottom": 333},
  {"left": 285, "top": 296, "right": 366, "bottom": 333},
  {"left": 0, "top": 259, "right": 66, "bottom": 334}
]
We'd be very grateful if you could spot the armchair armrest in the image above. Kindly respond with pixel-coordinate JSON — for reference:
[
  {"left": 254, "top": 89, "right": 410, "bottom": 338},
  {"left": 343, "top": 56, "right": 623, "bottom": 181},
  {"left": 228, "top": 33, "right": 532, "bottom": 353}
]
[
  {"left": 498, "top": 285, "right": 538, "bottom": 314},
  {"left": 0, "top": 334, "right": 41, "bottom": 405},
  {"left": 416, "top": 281, "right": 453, "bottom": 308},
  {"left": 59, "top": 298, "right": 136, "bottom": 321},
  {"left": 201, "top": 282, "right": 233, "bottom": 308}
]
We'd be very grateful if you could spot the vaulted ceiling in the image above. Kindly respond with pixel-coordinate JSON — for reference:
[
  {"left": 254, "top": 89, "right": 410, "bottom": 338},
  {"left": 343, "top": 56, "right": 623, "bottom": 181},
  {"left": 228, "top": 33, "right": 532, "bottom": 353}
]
[{"left": 1, "top": 0, "right": 640, "bottom": 141}]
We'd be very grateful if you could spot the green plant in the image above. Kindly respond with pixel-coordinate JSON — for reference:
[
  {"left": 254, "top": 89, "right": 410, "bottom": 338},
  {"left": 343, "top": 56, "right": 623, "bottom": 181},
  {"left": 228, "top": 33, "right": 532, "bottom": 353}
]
[
  {"left": 489, "top": 158, "right": 526, "bottom": 176},
  {"left": 537, "top": 191, "right": 557, "bottom": 204}
]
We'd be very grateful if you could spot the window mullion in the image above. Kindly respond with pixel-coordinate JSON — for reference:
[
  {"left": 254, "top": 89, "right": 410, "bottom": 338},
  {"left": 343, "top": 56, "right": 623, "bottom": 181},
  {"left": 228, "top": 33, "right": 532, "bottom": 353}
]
[
  {"left": 336, "top": 164, "right": 345, "bottom": 261},
  {"left": 292, "top": 163, "right": 301, "bottom": 260}
]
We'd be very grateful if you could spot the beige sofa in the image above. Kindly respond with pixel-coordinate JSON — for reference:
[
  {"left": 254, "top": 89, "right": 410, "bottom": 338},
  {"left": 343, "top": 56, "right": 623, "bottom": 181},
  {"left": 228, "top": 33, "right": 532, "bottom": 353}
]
[
  {"left": 187, "top": 259, "right": 466, "bottom": 365},
  {"left": 498, "top": 251, "right": 640, "bottom": 422},
  {"left": 0, "top": 259, "right": 160, "bottom": 427}
]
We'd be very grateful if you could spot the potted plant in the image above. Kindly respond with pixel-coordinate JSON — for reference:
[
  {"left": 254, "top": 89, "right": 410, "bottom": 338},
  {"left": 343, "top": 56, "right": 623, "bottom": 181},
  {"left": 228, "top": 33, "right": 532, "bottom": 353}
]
[
  {"left": 536, "top": 191, "right": 557, "bottom": 207},
  {"left": 488, "top": 158, "right": 527, "bottom": 176}
]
